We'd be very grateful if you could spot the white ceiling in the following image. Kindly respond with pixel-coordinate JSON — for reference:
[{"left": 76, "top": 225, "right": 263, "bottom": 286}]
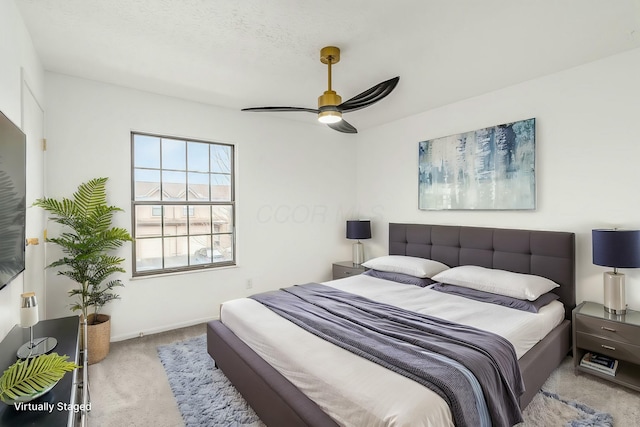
[{"left": 16, "top": 0, "right": 640, "bottom": 132}]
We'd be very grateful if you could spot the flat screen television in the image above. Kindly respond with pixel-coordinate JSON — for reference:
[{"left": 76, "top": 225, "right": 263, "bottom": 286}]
[{"left": 0, "top": 110, "right": 26, "bottom": 291}]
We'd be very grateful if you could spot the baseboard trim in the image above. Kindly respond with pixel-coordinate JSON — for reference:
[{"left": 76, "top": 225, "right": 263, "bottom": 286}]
[{"left": 111, "top": 314, "right": 219, "bottom": 342}]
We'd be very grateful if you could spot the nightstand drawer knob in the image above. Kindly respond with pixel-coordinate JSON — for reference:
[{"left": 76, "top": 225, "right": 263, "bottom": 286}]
[
  {"left": 601, "top": 326, "right": 617, "bottom": 332},
  {"left": 601, "top": 344, "right": 616, "bottom": 351}
]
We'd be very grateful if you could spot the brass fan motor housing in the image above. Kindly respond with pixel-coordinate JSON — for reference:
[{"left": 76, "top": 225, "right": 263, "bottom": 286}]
[{"left": 318, "top": 90, "right": 342, "bottom": 108}]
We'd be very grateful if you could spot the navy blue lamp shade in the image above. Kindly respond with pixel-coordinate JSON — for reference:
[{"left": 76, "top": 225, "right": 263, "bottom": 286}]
[
  {"left": 592, "top": 229, "right": 640, "bottom": 315},
  {"left": 592, "top": 229, "right": 640, "bottom": 268},
  {"left": 346, "top": 220, "right": 371, "bottom": 240}
]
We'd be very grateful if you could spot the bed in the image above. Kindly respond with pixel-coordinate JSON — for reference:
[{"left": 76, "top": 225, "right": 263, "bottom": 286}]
[{"left": 207, "top": 223, "right": 575, "bottom": 426}]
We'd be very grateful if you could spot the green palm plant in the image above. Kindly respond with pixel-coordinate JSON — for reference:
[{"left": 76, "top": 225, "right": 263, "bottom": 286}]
[
  {"left": 33, "top": 177, "right": 132, "bottom": 325},
  {"left": 0, "top": 353, "right": 79, "bottom": 403}
]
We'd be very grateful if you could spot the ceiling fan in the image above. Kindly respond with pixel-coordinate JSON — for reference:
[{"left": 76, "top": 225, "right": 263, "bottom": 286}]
[{"left": 242, "top": 46, "right": 399, "bottom": 134}]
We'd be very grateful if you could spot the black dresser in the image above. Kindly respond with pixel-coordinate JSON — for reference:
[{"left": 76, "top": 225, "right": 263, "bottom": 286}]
[{"left": 0, "top": 316, "right": 84, "bottom": 427}]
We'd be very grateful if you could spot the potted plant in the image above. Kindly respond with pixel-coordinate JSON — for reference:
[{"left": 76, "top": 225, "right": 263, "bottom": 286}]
[{"left": 33, "top": 177, "right": 132, "bottom": 364}]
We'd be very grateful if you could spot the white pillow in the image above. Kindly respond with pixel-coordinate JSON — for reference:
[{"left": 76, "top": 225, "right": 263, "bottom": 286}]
[
  {"left": 431, "top": 265, "right": 559, "bottom": 301},
  {"left": 362, "top": 256, "right": 449, "bottom": 278}
]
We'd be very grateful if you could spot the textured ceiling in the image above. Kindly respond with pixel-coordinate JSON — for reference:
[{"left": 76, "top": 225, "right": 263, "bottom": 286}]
[{"left": 16, "top": 0, "right": 640, "bottom": 131}]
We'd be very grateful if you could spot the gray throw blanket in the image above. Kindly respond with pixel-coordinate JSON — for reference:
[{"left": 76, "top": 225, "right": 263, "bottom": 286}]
[{"left": 251, "top": 283, "right": 524, "bottom": 427}]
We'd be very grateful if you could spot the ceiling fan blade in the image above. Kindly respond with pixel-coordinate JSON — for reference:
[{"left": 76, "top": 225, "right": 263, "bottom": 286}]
[
  {"left": 338, "top": 76, "right": 400, "bottom": 113},
  {"left": 327, "top": 119, "right": 357, "bottom": 134},
  {"left": 242, "top": 106, "right": 320, "bottom": 113}
]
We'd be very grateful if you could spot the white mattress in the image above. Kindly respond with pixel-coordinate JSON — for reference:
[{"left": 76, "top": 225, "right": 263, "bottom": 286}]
[{"left": 220, "top": 274, "right": 565, "bottom": 427}]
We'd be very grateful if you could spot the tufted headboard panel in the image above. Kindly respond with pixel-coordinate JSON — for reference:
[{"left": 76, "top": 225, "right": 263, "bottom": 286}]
[{"left": 389, "top": 223, "right": 576, "bottom": 319}]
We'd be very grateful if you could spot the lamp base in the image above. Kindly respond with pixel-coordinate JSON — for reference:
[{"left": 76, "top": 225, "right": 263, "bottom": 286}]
[
  {"left": 17, "top": 337, "right": 58, "bottom": 359},
  {"left": 352, "top": 241, "right": 364, "bottom": 265},
  {"left": 603, "top": 271, "right": 626, "bottom": 315}
]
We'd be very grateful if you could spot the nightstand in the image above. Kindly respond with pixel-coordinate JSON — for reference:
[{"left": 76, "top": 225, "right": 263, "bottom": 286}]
[
  {"left": 332, "top": 261, "right": 366, "bottom": 280},
  {"left": 572, "top": 301, "right": 640, "bottom": 392}
]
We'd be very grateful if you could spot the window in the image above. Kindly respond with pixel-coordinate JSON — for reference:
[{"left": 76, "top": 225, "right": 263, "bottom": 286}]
[{"left": 131, "top": 132, "right": 235, "bottom": 275}]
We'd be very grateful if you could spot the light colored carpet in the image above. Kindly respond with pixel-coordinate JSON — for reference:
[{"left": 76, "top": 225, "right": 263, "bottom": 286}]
[
  {"left": 89, "top": 323, "right": 640, "bottom": 426},
  {"left": 88, "top": 324, "right": 206, "bottom": 427}
]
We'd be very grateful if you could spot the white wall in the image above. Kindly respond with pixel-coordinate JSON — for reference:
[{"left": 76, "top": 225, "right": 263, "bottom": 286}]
[
  {"left": 356, "top": 48, "right": 640, "bottom": 310},
  {"left": 20, "top": 14, "right": 640, "bottom": 341},
  {"left": 0, "top": 0, "right": 45, "bottom": 340},
  {"left": 43, "top": 73, "right": 357, "bottom": 340}
]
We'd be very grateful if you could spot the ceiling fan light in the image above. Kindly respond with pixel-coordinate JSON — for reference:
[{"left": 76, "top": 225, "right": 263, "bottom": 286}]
[{"left": 318, "top": 110, "right": 342, "bottom": 124}]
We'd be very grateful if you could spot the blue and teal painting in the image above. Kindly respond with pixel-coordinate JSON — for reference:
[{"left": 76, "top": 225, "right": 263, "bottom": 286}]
[{"left": 419, "top": 118, "right": 535, "bottom": 210}]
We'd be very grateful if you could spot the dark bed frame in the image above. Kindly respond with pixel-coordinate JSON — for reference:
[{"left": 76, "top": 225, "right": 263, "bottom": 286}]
[{"left": 207, "top": 223, "right": 576, "bottom": 426}]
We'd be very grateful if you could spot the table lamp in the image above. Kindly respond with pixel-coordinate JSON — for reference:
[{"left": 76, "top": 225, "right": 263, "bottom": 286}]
[
  {"left": 592, "top": 229, "right": 640, "bottom": 315},
  {"left": 17, "top": 292, "right": 57, "bottom": 359},
  {"left": 346, "top": 220, "right": 371, "bottom": 265}
]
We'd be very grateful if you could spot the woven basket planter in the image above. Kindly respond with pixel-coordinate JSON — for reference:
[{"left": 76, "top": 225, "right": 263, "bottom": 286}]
[{"left": 86, "top": 314, "right": 111, "bottom": 365}]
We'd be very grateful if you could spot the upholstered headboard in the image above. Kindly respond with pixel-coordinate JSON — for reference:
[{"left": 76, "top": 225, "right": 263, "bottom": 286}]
[{"left": 389, "top": 223, "right": 576, "bottom": 319}]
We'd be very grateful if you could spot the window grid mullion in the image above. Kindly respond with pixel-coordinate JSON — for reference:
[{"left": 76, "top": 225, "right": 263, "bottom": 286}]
[{"left": 160, "top": 205, "right": 166, "bottom": 270}]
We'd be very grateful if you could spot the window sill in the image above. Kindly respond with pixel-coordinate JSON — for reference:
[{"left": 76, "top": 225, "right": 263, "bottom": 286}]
[{"left": 130, "top": 263, "right": 238, "bottom": 280}]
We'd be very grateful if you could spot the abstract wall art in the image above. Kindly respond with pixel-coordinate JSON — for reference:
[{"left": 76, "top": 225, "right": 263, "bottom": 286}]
[{"left": 418, "top": 118, "right": 535, "bottom": 210}]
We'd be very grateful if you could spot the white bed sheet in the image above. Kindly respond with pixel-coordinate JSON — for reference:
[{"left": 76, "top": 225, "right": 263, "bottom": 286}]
[{"left": 220, "top": 274, "right": 565, "bottom": 427}]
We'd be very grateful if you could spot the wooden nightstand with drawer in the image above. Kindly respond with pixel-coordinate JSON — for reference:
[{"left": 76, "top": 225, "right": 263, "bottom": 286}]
[
  {"left": 332, "top": 261, "right": 366, "bottom": 280},
  {"left": 572, "top": 301, "right": 640, "bottom": 392}
]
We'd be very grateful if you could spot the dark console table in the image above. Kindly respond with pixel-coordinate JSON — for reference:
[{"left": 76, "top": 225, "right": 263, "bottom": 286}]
[{"left": 0, "top": 316, "right": 84, "bottom": 427}]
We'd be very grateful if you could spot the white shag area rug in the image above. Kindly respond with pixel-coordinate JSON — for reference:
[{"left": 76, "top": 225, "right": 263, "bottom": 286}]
[
  {"left": 158, "top": 334, "right": 613, "bottom": 427},
  {"left": 519, "top": 389, "right": 612, "bottom": 426}
]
